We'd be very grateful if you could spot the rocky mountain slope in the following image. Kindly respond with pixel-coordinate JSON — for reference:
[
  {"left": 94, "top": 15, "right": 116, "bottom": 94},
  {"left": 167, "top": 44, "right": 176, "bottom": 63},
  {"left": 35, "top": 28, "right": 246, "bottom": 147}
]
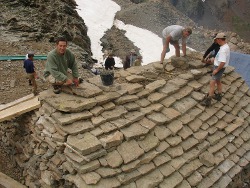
[
  {"left": 0, "top": 0, "right": 92, "bottom": 62},
  {"left": 101, "top": 0, "right": 250, "bottom": 59},
  {"left": 170, "top": 0, "right": 250, "bottom": 43}
]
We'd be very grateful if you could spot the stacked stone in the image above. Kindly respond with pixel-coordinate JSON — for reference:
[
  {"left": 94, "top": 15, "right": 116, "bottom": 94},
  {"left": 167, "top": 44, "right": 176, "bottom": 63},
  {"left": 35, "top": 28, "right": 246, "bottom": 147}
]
[{"left": 2, "top": 53, "right": 250, "bottom": 187}]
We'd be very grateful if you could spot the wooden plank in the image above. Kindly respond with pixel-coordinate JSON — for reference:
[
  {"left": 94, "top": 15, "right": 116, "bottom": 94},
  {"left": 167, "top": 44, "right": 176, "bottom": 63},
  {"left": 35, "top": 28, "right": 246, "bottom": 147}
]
[
  {"left": 0, "top": 172, "right": 27, "bottom": 188},
  {"left": 0, "top": 96, "right": 40, "bottom": 122},
  {"left": 0, "top": 94, "right": 35, "bottom": 112}
]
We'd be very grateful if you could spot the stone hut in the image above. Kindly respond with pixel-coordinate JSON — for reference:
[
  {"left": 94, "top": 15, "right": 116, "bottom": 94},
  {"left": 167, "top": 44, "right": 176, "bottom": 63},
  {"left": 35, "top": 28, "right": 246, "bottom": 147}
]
[{"left": 0, "top": 52, "right": 250, "bottom": 188}]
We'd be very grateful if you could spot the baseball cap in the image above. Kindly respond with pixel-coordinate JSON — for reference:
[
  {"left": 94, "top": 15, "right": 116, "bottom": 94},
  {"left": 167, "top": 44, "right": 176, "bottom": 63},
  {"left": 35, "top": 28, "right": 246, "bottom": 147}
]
[{"left": 214, "top": 33, "right": 226, "bottom": 39}]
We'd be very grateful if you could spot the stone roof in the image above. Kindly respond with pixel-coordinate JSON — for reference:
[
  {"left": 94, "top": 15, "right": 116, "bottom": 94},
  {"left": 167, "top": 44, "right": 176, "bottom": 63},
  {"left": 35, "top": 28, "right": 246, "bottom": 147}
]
[{"left": 25, "top": 52, "right": 250, "bottom": 187}]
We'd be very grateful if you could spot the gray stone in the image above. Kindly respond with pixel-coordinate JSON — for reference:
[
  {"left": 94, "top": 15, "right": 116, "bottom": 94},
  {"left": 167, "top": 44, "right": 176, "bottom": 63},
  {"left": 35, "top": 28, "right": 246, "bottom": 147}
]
[
  {"left": 218, "top": 159, "right": 235, "bottom": 173},
  {"left": 105, "top": 150, "right": 123, "bottom": 168},
  {"left": 52, "top": 111, "right": 92, "bottom": 125},
  {"left": 45, "top": 93, "right": 97, "bottom": 112},
  {"left": 96, "top": 167, "right": 122, "bottom": 178},
  {"left": 172, "top": 97, "right": 197, "bottom": 114},
  {"left": 136, "top": 169, "right": 164, "bottom": 188},
  {"left": 101, "top": 106, "right": 127, "bottom": 121},
  {"left": 120, "top": 83, "right": 144, "bottom": 94},
  {"left": 199, "top": 151, "right": 215, "bottom": 167},
  {"left": 145, "top": 80, "right": 166, "bottom": 92},
  {"left": 72, "top": 82, "right": 103, "bottom": 98},
  {"left": 80, "top": 172, "right": 101, "bottom": 185},
  {"left": 187, "top": 171, "right": 203, "bottom": 186},
  {"left": 161, "top": 107, "right": 181, "bottom": 121},
  {"left": 167, "top": 120, "right": 183, "bottom": 135},
  {"left": 121, "top": 160, "right": 140, "bottom": 173},
  {"left": 100, "top": 122, "right": 117, "bottom": 133},
  {"left": 124, "top": 102, "right": 140, "bottom": 111},
  {"left": 147, "top": 112, "right": 169, "bottom": 125},
  {"left": 95, "top": 92, "right": 121, "bottom": 105},
  {"left": 124, "top": 111, "right": 145, "bottom": 123},
  {"left": 126, "top": 75, "right": 146, "bottom": 82},
  {"left": 159, "top": 83, "right": 180, "bottom": 96},
  {"left": 115, "top": 95, "right": 139, "bottom": 105},
  {"left": 117, "top": 170, "right": 141, "bottom": 184},
  {"left": 159, "top": 171, "right": 183, "bottom": 188},
  {"left": 102, "top": 101, "right": 116, "bottom": 110},
  {"left": 137, "top": 162, "right": 155, "bottom": 175},
  {"left": 159, "top": 162, "right": 175, "bottom": 177},
  {"left": 161, "top": 96, "right": 176, "bottom": 107},
  {"left": 138, "top": 133, "right": 159, "bottom": 152},
  {"left": 147, "top": 92, "right": 166, "bottom": 103},
  {"left": 121, "top": 122, "right": 149, "bottom": 140},
  {"left": 154, "top": 126, "right": 171, "bottom": 140},
  {"left": 117, "top": 140, "right": 144, "bottom": 164},
  {"left": 139, "top": 117, "right": 156, "bottom": 130},
  {"left": 67, "top": 132, "right": 102, "bottom": 155},
  {"left": 166, "top": 146, "right": 183, "bottom": 158},
  {"left": 173, "top": 86, "right": 193, "bottom": 100},
  {"left": 100, "top": 131, "right": 124, "bottom": 149}
]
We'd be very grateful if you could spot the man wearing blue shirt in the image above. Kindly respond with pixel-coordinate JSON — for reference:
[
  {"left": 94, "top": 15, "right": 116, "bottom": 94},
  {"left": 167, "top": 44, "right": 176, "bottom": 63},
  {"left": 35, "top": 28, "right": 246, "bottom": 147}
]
[{"left": 23, "top": 53, "right": 38, "bottom": 95}]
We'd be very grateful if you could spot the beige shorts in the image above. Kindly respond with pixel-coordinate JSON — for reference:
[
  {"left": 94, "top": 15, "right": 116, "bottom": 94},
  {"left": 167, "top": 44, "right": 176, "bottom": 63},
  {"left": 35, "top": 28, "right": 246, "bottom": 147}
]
[
  {"left": 45, "top": 73, "right": 73, "bottom": 85},
  {"left": 45, "top": 75, "right": 65, "bottom": 85}
]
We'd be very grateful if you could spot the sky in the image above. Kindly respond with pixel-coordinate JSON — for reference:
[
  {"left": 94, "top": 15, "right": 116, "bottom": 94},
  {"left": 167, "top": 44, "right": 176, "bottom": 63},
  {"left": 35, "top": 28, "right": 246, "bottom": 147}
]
[{"left": 75, "top": 0, "right": 183, "bottom": 67}]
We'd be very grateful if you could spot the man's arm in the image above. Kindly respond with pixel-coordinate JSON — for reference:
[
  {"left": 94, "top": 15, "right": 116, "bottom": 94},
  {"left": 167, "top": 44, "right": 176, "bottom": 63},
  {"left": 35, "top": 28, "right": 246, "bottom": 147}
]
[
  {"left": 213, "top": 62, "right": 225, "bottom": 75},
  {"left": 160, "top": 36, "right": 171, "bottom": 63},
  {"left": 203, "top": 43, "right": 216, "bottom": 59},
  {"left": 68, "top": 52, "right": 79, "bottom": 79},
  {"left": 182, "top": 42, "right": 187, "bottom": 56}
]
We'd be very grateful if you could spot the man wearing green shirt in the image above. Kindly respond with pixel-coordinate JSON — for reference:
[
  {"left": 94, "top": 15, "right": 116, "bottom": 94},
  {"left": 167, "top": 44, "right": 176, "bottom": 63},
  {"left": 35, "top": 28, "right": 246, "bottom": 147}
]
[{"left": 44, "top": 37, "right": 79, "bottom": 94}]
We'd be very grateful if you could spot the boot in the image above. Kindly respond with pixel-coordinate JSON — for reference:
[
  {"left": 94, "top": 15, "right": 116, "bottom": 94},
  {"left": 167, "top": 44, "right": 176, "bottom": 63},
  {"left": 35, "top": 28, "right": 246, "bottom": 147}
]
[
  {"left": 53, "top": 85, "right": 62, "bottom": 94},
  {"left": 201, "top": 95, "right": 212, "bottom": 107},
  {"left": 79, "top": 78, "right": 84, "bottom": 84},
  {"left": 213, "top": 92, "right": 222, "bottom": 101}
]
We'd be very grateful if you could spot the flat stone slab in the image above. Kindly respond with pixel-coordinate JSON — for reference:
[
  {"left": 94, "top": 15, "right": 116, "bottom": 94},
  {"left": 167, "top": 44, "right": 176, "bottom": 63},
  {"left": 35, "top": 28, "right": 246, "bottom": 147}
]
[
  {"left": 43, "top": 93, "right": 97, "bottom": 112},
  {"left": 67, "top": 133, "right": 102, "bottom": 155},
  {"left": 72, "top": 82, "right": 103, "bottom": 97},
  {"left": 117, "top": 140, "right": 144, "bottom": 164}
]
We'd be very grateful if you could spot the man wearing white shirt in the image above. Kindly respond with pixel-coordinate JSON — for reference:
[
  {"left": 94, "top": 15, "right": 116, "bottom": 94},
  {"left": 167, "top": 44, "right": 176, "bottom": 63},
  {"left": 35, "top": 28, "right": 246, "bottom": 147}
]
[
  {"left": 160, "top": 25, "right": 192, "bottom": 64},
  {"left": 201, "top": 33, "right": 230, "bottom": 106}
]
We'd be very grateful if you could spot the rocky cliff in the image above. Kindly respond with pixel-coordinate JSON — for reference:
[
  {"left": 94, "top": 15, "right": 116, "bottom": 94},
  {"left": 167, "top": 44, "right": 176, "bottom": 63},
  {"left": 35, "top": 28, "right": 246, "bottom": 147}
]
[
  {"left": 170, "top": 0, "right": 250, "bottom": 43},
  {"left": 102, "top": 0, "right": 250, "bottom": 60},
  {"left": 0, "top": 0, "right": 93, "bottom": 63}
]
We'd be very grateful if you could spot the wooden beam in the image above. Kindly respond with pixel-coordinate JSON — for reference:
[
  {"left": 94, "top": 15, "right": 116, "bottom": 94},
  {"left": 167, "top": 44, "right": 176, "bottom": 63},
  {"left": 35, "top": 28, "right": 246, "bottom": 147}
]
[
  {"left": 0, "top": 172, "right": 27, "bottom": 188},
  {"left": 0, "top": 94, "right": 35, "bottom": 112},
  {"left": 0, "top": 96, "right": 40, "bottom": 122}
]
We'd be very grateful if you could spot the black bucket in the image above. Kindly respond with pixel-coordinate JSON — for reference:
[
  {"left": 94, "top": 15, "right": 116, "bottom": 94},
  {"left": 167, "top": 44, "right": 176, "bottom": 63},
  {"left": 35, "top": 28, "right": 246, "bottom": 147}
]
[{"left": 100, "top": 73, "right": 114, "bottom": 86}]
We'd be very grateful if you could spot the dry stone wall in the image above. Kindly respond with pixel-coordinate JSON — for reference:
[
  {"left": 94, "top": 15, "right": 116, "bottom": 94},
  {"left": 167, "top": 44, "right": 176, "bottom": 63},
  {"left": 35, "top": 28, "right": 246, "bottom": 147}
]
[{"left": 1, "top": 52, "right": 250, "bottom": 187}]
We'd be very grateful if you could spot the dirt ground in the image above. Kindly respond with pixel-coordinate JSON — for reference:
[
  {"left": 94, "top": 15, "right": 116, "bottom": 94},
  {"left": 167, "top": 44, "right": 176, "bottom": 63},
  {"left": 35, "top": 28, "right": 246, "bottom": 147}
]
[{"left": 0, "top": 41, "right": 54, "bottom": 105}]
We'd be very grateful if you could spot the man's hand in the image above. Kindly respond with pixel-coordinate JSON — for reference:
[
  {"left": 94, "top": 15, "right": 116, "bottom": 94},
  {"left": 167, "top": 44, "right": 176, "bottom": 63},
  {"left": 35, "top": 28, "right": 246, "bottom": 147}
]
[
  {"left": 73, "top": 78, "right": 79, "bottom": 87},
  {"left": 212, "top": 69, "right": 219, "bottom": 75},
  {"left": 65, "top": 79, "right": 73, "bottom": 85}
]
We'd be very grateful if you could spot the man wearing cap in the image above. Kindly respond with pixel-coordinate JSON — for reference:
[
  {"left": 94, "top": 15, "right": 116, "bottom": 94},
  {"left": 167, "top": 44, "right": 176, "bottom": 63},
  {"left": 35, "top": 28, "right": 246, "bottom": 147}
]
[
  {"left": 23, "top": 53, "right": 38, "bottom": 95},
  {"left": 44, "top": 37, "right": 80, "bottom": 94},
  {"left": 160, "top": 25, "right": 192, "bottom": 64},
  {"left": 123, "top": 49, "right": 137, "bottom": 69},
  {"left": 201, "top": 32, "right": 230, "bottom": 106}
]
